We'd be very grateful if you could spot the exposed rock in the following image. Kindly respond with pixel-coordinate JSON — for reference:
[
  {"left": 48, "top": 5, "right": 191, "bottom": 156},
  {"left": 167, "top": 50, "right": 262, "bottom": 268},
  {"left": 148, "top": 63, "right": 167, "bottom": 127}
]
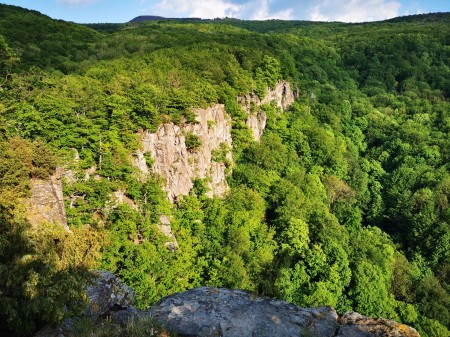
[
  {"left": 84, "top": 164, "right": 97, "bottom": 180},
  {"left": 245, "top": 110, "right": 267, "bottom": 141},
  {"left": 137, "top": 82, "right": 296, "bottom": 201},
  {"left": 26, "top": 167, "right": 69, "bottom": 230},
  {"left": 111, "top": 190, "right": 139, "bottom": 211},
  {"left": 35, "top": 276, "right": 421, "bottom": 337},
  {"left": 240, "top": 82, "right": 296, "bottom": 141},
  {"left": 138, "top": 104, "right": 232, "bottom": 202},
  {"left": 149, "top": 287, "right": 339, "bottom": 337},
  {"left": 157, "top": 214, "right": 179, "bottom": 251},
  {"left": 336, "top": 312, "right": 420, "bottom": 337},
  {"left": 262, "top": 81, "right": 296, "bottom": 110},
  {"left": 134, "top": 149, "right": 149, "bottom": 175},
  {"left": 85, "top": 270, "right": 135, "bottom": 317},
  {"left": 239, "top": 82, "right": 296, "bottom": 113},
  {"left": 34, "top": 271, "right": 139, "bottom": 337},
  {"left": 149, "top": 287, "right": 420, "bottom": 337}
]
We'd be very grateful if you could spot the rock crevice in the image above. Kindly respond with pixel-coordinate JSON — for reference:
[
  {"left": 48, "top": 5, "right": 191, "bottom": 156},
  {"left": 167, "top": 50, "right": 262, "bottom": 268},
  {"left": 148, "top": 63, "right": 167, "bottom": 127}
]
[{"left": 148, "top": 287, "right": 420, "bottom": 337}]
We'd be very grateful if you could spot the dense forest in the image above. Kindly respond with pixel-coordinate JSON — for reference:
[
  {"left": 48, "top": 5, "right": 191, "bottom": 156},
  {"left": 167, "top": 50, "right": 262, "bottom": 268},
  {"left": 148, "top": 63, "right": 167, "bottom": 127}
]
[{"left": 0, "top": 4, "right": 449, "bottom": 336}]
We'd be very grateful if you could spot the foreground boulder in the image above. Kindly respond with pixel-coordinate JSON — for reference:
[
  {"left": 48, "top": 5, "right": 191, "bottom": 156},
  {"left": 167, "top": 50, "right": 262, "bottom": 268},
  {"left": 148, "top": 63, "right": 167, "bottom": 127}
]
[
  {"left": 149, "top": 287, "right": 338, "bottom": 336},
  {"left": 35, "top": 272, "right": 420, "bottom": 337},
  {"left": 149, "top": 287, "right": 420, "bottom": 337}
]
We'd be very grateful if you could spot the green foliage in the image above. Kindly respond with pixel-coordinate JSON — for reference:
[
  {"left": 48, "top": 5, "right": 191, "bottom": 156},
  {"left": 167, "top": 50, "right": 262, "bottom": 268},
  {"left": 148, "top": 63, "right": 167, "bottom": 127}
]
[
  {"left": 0, "top": 220, "right": 92, "bottom": 336},
  {"left": 197, "top": 187, "right": 276, "bottom": 290},
  {"left": 0, "top": 4, "right": 99, "bottom": 72},
  {"left": 255, "top": 55, "right": 282, "bottom": 97},
  {"left": 0, "top": 137, "right": 56, "bottom": 205},
  {"left": 0, "top": 5, "right": 449, "bottom": 334},
  {"left": 211, "top": 142, "right": 231, "bottom": 164},
  {"left": 185, "top": 132, "right": 202, "bottom": 151},
  {"left": 69, "top": 316, "right": 175, "bottom": 337},
  {"left": 0, "top": 197, "right": 99, "bottom": 337},
  {"left": 0, "top": 34, "right": 18, "bottom": 78}
]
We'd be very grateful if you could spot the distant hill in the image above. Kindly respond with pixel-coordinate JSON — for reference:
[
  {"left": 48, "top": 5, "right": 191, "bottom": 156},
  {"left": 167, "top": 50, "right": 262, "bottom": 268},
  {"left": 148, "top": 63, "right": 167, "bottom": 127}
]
[
  {"left": 130, "top": 15, "right": 167, "bottom": 22},
  {"left": 129, "top": 15, "right": 201, "bottom": 22},
  {"left": 0, "top": 4, "right": 99, "bottom": 71},
  {"left": 384, "top": 12, "right": 450, "bottom": 23}
]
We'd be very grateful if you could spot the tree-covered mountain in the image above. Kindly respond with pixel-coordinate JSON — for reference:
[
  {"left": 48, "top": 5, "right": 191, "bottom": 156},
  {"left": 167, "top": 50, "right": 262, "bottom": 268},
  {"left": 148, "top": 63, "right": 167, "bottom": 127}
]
[{"left": 0, "top": 4, "right": 449, "bottom": 336}]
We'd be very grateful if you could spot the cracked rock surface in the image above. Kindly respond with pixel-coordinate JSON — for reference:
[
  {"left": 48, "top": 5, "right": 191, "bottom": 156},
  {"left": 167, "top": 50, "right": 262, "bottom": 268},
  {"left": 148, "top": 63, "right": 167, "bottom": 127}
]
[
  {"left": 35, "top": 276, "right": 420, "bottom": 337},
  {"left": 148, "top": 287, "right": 420, "bottom": 337}
]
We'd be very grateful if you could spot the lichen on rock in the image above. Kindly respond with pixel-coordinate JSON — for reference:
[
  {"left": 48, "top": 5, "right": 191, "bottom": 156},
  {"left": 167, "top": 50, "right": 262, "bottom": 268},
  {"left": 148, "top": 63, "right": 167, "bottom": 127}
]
[
  {"left": 85, "top": 270, "right": 136, "bottom": 317},
  {"left": 148, "top": 287, "right": 420, "bottom": 337},
  {"left": 149, "top": 287, "right": 339, "bottom": 337},
  {"left": 336, "top": 312, "right": 420, "bottom": 337}
]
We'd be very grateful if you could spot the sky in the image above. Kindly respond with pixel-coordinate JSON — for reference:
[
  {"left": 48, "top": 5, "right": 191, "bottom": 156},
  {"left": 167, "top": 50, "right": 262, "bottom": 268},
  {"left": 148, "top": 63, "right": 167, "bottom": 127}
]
[{"left": 1, "top": 0, "right": 449, "bottom": 23}]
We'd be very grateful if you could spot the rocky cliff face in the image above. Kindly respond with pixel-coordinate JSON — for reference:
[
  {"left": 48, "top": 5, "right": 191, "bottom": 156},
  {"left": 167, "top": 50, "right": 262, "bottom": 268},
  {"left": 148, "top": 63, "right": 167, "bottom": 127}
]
[
  {"left": 25, "top": 168, "right": 69, "bottom": 230},
  {"left": 137, "top": 104, "right": 232, "bottom": 202},
  {"left": 25, "top": 83, "right": 296, "bottom": 227},
  {"left": 240, "top": 81, "right": 297, "bottom": 140},
  {"left": 137, "top": 82, "right": 296, "bottom": 201}
]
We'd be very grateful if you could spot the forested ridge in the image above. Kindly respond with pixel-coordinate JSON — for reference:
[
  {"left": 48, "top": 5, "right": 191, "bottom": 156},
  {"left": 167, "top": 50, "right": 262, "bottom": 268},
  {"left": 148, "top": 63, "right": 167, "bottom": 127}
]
[{"left": 0, "top": 4, "right": 449, "bottom": 336}]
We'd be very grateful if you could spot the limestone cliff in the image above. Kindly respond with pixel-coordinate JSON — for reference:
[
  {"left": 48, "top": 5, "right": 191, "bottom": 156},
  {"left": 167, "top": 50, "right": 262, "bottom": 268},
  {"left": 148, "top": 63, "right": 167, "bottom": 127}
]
[
  {"left": 137, "top": 82, "right": 296, "bottom": 201},
  {"left": 240, "top": 81, "right": 297, "bottom": 140},
  {"left": 137, "top": 104, "right": 232, "bottom": 202},
  {"left": 25, "top": 168, "right": 69, "bottom": 230},
  {"left": 26, "top": 83, "right": 297, "bottom": 227}
]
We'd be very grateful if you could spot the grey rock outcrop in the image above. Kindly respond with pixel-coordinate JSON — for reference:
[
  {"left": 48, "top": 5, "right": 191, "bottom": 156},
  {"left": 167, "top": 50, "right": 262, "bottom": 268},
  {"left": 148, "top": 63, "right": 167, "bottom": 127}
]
[
  {"left": 26, "top": 167, "right": 69, "bottom": 230},
  {"left": 110, "top": 190, "right": 139, "bottom": 211},
  {"left": 240, "top": 82, "right": 296, "bottom": 141},
  {"left": 34, "top": 271, "right": 138, "bottom": 337},
  {"left": 149, "top": 287, "right": 339, "bottom": 337},
  {"left": 85, "top": 270, "right": 136, "bottom": 317},
  {"left": 35, "top": 276, "right": 421, "bottom": 337},
  {"left": 149, "top": 287, "right": 420, "bottom": 337},
  {"left": 136, "top": 82, "right": 297, "bottom": 202},
  {"left": 157, "top": 214, "right": 179, "bottom": 251}
]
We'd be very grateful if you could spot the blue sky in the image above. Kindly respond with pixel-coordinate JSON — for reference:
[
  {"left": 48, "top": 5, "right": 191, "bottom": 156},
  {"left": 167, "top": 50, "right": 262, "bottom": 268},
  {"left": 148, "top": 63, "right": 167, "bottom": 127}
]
[{"left": 1, "top": 0, "right": 449, "bottom": 23}]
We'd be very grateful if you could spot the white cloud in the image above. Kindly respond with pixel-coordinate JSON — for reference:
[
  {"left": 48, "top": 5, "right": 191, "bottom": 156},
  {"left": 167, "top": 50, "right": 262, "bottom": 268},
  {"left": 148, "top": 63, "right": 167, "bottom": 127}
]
[
  {"left": 147, "top": 0, "right": 401, "bottom": 21},
  {"left": 150, "top": 0, "right": 293, "bottom": 19},
  {"left": 247, "top": 0, "right": 293, "bottom": 20},
  {"left": 309, "top": 0, "right": 401, "bottom": 22},
  {"left": 151, "top": 0, "right": 242, "bottom": 18}
]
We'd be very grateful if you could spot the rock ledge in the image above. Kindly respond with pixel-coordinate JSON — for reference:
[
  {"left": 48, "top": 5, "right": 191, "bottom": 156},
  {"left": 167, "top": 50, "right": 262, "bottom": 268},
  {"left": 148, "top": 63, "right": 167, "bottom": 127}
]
[
  {"left": 148, "top": 287, "right": 420, "bottom": 337},
  {"left": 35, "top": 273, "right": 420, "bottom": 337}
]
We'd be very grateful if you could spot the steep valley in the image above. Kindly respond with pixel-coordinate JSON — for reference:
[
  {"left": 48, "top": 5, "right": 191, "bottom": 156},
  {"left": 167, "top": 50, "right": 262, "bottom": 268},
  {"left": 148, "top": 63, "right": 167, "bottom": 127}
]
[{"left": 0, "top": 4, "right": 449, "bottom": 337}]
